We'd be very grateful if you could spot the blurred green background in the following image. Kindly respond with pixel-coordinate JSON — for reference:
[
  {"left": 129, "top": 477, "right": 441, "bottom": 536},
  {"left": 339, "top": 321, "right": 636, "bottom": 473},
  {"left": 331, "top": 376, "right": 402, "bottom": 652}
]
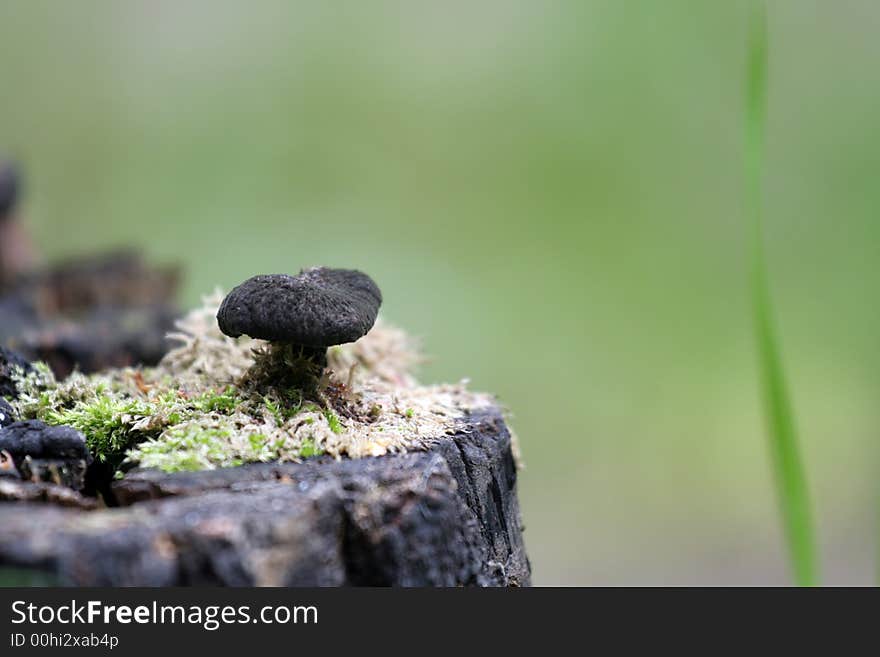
[{"left": 1, "top": 0, "right": 877, "bottom": 584}]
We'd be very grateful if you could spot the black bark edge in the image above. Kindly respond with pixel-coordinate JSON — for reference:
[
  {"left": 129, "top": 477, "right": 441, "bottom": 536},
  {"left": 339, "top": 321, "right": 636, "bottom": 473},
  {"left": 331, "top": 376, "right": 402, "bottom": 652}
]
[{"left": 0, "top": 406, "right": 530, "bottom": 587}]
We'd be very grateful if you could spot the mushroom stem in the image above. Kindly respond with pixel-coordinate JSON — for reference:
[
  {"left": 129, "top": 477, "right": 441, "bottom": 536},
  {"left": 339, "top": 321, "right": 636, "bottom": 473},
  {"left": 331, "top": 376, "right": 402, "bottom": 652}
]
[
  {"left": 289, "top": 344, "right": 328, "bottom": 369},
  {"left": 274, "top": 343, "right": 327, "bottom": 377},
  {"left": 247, "top": 341, "right": 328, "bottom": 397}
]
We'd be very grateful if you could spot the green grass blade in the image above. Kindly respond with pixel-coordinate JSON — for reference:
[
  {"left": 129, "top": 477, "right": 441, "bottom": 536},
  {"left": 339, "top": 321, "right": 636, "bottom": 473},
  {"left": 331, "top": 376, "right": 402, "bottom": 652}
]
[{"left": 745, "top": 1, "right": 819, "bottom": 586}]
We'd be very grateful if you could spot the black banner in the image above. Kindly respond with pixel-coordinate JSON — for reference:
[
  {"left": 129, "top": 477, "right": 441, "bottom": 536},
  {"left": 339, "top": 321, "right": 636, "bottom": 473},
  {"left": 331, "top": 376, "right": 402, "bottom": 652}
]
[
  {"left": 2, "top": 588, "right": 573, "bottom": 652},
  {"left": 0, "top": 586, "right": 866, "bottom": 652}
]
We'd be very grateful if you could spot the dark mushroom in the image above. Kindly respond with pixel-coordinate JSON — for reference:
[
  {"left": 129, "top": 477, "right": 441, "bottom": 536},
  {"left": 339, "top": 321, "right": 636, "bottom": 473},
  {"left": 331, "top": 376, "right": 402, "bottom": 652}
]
[
  {"left": 0, "top": 161, "right": 19, "bottom": 220},
  {"left": 217, "top": 267, "right": 382, "bottom": 391},
  {"left": 0, "top": 398, "right": 15, "bottom": 428},
  {"left": 0, "top": 160, "right": 36, "bottom": 286},
  {"left": 0, "top": 420, "right": 91, "bottom": 489}
]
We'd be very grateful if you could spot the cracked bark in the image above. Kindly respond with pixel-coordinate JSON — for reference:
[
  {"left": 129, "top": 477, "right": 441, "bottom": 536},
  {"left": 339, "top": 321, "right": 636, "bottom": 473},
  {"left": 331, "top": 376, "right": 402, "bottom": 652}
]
[{"left": 0, "top": 407, "right": 530, "bottom": 586}]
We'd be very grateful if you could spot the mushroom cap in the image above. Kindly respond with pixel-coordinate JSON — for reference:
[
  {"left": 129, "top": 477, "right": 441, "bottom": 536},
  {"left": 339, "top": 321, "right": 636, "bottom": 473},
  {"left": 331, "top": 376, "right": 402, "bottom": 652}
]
[
  {"left": 217, "top": 267, "right": 382, "bottom": 346},
  {"left": 0, "top": 161, "right": 20, "bottom": 219}
]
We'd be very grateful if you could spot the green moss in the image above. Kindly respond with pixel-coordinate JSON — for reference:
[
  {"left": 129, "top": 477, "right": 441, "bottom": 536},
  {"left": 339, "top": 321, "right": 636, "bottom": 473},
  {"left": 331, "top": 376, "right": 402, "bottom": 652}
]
[
  {"left": 263, "top": 396, "right": 284, "bottom": 425},
  {"left": 192, "top": 387, "right": 240, "bottom": 413},
  {"left": 248, "top": 433, "right": 267, "bottom": 452},
  {"left": 132, "top": 426, "right": 235, "bottom": 472},
  {"left": 45, "top": 396, "right": 157, "bottom": 464},
  {"left": 324, "top": 410, "right": 343, "bottom": 434},
  {"left": 132, "top": 422, "right": 327, "bottom": 472},
  {"left": 299, "top": 438, "right": 323, "bottom": 458}
]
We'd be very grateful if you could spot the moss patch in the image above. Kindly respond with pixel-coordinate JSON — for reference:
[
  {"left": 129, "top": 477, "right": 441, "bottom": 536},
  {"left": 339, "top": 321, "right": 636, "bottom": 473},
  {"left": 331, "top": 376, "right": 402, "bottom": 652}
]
[{"left": 9, "top": 291, "right": 496, "bottom": 475}]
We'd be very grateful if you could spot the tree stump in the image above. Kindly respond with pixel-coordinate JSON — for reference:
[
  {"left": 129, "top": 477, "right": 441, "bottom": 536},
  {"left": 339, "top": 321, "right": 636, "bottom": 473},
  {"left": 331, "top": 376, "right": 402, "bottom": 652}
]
[
  {"left": 0, "top": 249, "right": 179, "bottom": 378},
  {"left": 0, "top": 407, "right": 530, "bottom": 586},
  {"left": 0, "top": 167, "right": 529, "bottom": 586}
]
